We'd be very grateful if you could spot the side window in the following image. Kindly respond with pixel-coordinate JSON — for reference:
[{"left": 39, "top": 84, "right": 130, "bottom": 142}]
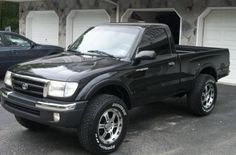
[
  {"left": 139, "top": 27, "right": 171, "bottom": 55},
  {"left": 3, "top": 34, "right": 31, "bottom": 47}
]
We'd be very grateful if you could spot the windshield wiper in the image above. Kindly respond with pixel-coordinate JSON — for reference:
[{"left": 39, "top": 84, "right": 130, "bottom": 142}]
[
  {"left": 67, "top": 49, "right": 88, "bottom": 56},
  {"left": 87, "top": 50, "right": 117, "bottom": 59},
  {"left": 67, "top": 49, "right": 83, "bottom": 54}
]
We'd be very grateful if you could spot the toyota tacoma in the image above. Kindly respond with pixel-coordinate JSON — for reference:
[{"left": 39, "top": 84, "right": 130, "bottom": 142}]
[{"left": 0, "top": 23, "right": 230, "bottom": 154}]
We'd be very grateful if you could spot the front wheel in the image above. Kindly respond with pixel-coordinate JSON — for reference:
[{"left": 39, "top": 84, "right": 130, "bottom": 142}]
[
  {"left": 188, "top": 74, "right": 217, "bottom": 116},
  {"left": 78, "top": 94, "right": 128, "bottom": 155}
]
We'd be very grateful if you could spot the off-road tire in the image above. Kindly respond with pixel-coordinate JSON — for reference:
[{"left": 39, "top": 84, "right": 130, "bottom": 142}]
[
  {"left": 188, "top": 74, "right": 217, "bottom": 116},
  {"left": 78, "top": 94, "right": 128, "bottom": 155}
]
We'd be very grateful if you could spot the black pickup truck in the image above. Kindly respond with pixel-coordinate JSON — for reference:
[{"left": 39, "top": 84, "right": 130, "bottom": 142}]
[{"left": 0, "top": 23, "right": 229, "bottom": 154}]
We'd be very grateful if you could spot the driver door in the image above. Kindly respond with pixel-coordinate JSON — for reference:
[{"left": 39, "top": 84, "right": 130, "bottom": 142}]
[{"left": 127, "top": 27, "right": 181, "bottom": 106}]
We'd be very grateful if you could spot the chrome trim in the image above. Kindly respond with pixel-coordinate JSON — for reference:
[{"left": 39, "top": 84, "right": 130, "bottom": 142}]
[
  {"left": 12, "top": 73, "right": 50, "bottom": 83},
  {"left": 2, "top": 93, "right": 8, "bottom": 98},
  {"left": 10, "top": 73, "right": 78, "bottom": 98},
  {"left": 136, "top": 67, "right": 149, "bottom": 72},
  {"left": 168, "top": 62, "right": 176, "bottom": 66},
  {"left": 35, "top": 101, "right": 77, "bottom": 112},
  {"left": 43, "top": 82, "right": 49, "bottom": 98},
  {"left": 12, "top": 73, "right": 49, "bottom": 98},
  {"left": 1, "top": 91, "right": 13, "bottom": 99}
]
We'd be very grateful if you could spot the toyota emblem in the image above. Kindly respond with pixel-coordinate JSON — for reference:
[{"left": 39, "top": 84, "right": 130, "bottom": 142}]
[{"left": 22, "top": 83, "right": 29, "bottom": 90}]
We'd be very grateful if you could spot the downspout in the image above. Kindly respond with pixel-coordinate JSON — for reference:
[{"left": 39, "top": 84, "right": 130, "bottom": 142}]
[{"left": 101, "top": 0, "right": 120, "bottom": 22}]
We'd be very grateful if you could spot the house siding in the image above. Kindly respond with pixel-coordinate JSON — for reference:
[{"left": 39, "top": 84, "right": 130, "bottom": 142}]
[{"left": 19, "top": 0, "right": 236, "bottom": 47}]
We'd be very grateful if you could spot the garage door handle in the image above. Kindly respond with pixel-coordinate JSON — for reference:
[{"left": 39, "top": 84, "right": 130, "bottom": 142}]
[{"left": 168, "top": 62, "right": 176, "bottom": 66}]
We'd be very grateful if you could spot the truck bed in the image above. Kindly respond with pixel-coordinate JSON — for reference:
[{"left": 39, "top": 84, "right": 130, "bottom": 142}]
[
  {"left": 175, "top": 44, "right": 230, "bottom": 82},
  {"left": 175, "top": 45, "right": 226, "bottom": 54}
]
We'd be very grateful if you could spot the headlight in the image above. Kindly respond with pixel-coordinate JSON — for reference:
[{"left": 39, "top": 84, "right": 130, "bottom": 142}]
[
  {"left": 4, "top": 71, "right": 12, "bottom": 87},
  {"left": 47, "top": 81, "right": 78, "bottom": 97}
]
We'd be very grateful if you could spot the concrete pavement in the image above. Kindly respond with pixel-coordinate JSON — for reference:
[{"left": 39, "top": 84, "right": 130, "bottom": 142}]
[{"left": 0, "top": 82, "right": 236, "bottom": 155}]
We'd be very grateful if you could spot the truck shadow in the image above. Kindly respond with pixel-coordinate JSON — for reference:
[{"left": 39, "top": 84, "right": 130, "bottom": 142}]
[{"left": 127, "top": 96, "right": 193, "bottom": 132}]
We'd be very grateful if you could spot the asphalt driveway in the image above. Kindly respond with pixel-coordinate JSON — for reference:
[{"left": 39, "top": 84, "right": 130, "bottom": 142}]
[{"left": 0, "top": 81, "right": 236, "bottom": 155}]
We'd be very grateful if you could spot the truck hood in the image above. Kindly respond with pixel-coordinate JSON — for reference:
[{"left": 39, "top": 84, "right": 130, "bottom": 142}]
[{"left": 10, "top": 52, "right": 126, "bottom": 81}]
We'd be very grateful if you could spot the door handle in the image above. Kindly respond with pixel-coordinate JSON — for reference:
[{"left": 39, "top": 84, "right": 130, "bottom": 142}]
[
  {"left": 136, "top": 67, "right": 149, "bottom": 72},
  {"left": 168, "top": 62, "right": 176, "bottom": 66}
]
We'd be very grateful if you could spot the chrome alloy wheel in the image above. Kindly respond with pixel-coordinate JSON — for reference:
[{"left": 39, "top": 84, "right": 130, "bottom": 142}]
[
  {"left": 97, "top": 108, "right": 123, "bottom": 145},
  {"left": 201, "top": 83, "right": 215, "bottom": 110}
]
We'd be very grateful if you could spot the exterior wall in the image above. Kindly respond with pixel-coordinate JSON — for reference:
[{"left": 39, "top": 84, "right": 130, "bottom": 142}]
[
  {"left": 19, "top": 0, "right": 236, "bottom": 47},
  {"left": 19, "top": 0, "right": 117, "bottom": 47}
]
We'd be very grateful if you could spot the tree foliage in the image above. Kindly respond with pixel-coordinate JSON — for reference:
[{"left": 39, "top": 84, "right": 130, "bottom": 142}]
[{"left": 0, "top": 1, "right": 19, "bottom": 32}]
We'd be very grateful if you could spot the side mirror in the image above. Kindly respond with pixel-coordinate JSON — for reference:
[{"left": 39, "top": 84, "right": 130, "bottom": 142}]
[
  {"left": 135, "top": 50, "right": 156, "bottom": 61},
  {"left": 30, "top": 42, "right": 36, "bottom": 48}
]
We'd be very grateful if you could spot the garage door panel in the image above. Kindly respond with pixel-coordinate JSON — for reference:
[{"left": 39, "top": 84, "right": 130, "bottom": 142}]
[
  {"left": 206, "top": 10, "right": 236, "bottom": 23},
  {"left": 203, "top": 9, "right": 236, "bottom": 84},
  {"left": 67, "top": 10, "right": 110, "bottom": 46},
  {"left": 26, "top": 11, "right": 59, "bottom": 46},
  {"left": 229, "top": 60, "right": 236, "bottom": 64},
  {"left": 204, "top": 30, "right": 236, "bottom": 42},
  {"left": 222, "top": 30, "right": 236, "bottom": 40},
  {"left": 204, "top": 29, "right": 221, "bottom": 40},
  {"left": 230, "top": 58, "right": 236, "bottom": 63}
]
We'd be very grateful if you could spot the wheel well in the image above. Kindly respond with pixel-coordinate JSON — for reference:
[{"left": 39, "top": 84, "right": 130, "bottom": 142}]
[
  {"left": 94, "top": 85, "right": 131, "bottom": 110},
  {"left": 200, "top": 67, "right": 217, "bottom": 80}
]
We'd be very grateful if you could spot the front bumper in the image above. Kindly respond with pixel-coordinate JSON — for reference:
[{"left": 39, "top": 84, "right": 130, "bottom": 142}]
[{"left": 0, "top": 88, "right": 87, "bottom": 128}]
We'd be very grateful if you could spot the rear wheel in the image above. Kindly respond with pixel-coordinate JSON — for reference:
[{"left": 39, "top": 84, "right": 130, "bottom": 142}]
[
  {"left": 15, "top": 116, "right": 47, "bottom": 130},
  {"left": 78, "top": 94, "right": 128, "bottom": 155},
  {"left": 188, "top": 74, "right": 217, "bottom": 116}
]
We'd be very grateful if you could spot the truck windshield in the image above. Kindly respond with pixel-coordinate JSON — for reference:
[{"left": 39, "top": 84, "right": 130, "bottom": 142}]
[{"left": 69, "top": 26, "right": 141, "bottom": 58}]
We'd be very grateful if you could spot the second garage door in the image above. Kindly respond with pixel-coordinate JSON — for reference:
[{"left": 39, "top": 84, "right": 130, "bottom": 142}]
[
  {"left": 203, "top": 9, "right": 236, "bottom": 84},
  {"left": 26, "top": 11, "right": 59, "bottom": 45},
  {"left": 66, "top": 10, "right": 110, "bottom": 47}
]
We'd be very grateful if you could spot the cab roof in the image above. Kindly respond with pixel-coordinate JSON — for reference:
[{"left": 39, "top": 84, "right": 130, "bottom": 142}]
[{"left": 101, "top": 23, "right": 169, "bottom": 29}]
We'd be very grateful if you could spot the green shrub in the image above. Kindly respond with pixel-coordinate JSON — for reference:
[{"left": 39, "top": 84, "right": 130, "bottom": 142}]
[{"left": 0, "top": 1, "right": 19, "bottom": 33}]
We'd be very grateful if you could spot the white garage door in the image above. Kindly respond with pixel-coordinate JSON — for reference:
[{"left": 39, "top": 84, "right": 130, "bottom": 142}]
[
  {"left": 66, "top": 10, "right": 110, "bottom": 47},
  {"left": 203, "top": 9, "right": 236, "bottom": 84},
  {"left": 26, "top": 11, "right": 59, "bottom": 45}
]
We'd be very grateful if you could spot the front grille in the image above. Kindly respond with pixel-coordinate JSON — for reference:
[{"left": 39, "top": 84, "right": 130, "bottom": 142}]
[
  {"left": 12, "top": 74, "right": 46, "bottom": 98},
  {"left": 5, "top": 101, "right": 40, "bottom": 116}
]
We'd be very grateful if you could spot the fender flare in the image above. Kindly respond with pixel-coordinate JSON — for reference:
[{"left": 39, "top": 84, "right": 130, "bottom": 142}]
[
  {"left": 196, "top": 63, "right": 217, "bottom": 80},
  {"left": 76, "top": 74, "right": 132, "bottom": 104}
]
